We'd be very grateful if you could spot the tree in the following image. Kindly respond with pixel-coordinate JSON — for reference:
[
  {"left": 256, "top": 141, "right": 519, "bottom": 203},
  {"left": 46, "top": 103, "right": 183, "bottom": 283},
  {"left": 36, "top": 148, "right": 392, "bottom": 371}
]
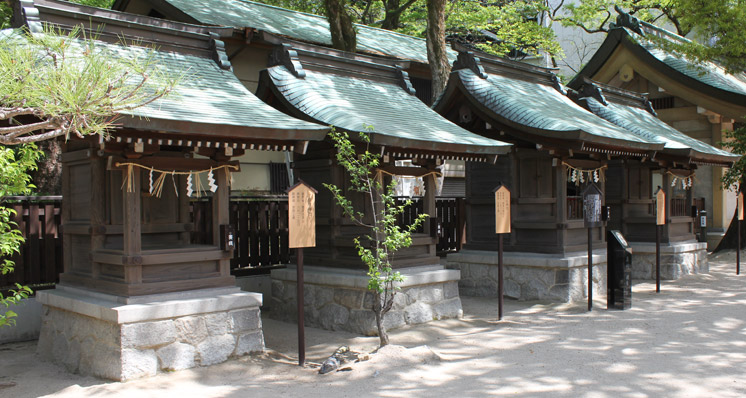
[
  {"left": 712, "top": 124, "right": 746, "bottom": 253},
  {"left": 324, "top": 0, "right": 357, "bottom": 52},
  {"left": 0, "top": 25, "right": 176, "bottom": 326},
  {"left": 556, "top": 0, "right": 746, "bottom": 73},
  {"left": 0, "top": 145, "right": 39, "bottom": 327},
  {"left": 425, "top": 0, "right": 449, "bottom": 100},
  {"left": 324, "top": 128, "right": 427, "bottom": 347}
]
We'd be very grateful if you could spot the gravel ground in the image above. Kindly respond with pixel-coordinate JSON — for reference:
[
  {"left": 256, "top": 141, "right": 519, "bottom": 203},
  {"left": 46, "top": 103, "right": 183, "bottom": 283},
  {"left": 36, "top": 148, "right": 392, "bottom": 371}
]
[{"left": 1, "top": 253, "right": 745, "bottom": 398}]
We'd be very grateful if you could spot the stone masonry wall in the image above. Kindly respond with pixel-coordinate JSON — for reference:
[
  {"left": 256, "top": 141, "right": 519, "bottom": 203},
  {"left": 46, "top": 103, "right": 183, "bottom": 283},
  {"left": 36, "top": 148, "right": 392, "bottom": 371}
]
[
  {"left": 270, "top": 280, "right": 463, "bottom": 335},
  {"left": 446, "top": 251, "right": 607, "bottom": 303},
  {"left": 37, "top": 305, "right": 264, "bottom": 381},
  {"left": 629, "top": 243, "right": 708, "bottom": 280}
]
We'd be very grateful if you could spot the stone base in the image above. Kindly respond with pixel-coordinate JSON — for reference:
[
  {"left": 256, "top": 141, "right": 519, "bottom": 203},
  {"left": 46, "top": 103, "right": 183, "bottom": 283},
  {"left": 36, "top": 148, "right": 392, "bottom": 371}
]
[
  {"left": 35, "top": 286, "right": 264, "bottom": 381},
  {"left": 629, "top": 241, "right": 708, "bottom": 280},
  {"left": 270, "top": 265, "right": 463, "bottom": 335},
  {"left": 446, "top": 250, "right": 607, "bottom": 302}
]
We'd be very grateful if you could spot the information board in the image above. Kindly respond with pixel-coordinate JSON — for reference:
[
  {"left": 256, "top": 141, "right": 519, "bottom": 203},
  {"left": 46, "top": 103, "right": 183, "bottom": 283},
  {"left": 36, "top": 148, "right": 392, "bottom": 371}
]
[
  {"left": 655, "top": 187, "right": 666, "bottom": 226},
  {"left": 739, "top": 192, "right": 744, "bottom": 221},
  {"left": 494, "top": 184, "right": 511, "bottom": 234},
  {"left": 287, "top": 181, "right": 317, "bottom": 248}
]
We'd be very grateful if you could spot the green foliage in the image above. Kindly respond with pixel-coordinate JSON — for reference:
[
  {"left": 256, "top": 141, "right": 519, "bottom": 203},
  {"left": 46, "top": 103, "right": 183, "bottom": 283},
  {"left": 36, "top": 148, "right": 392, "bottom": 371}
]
[
  {"left": 324, "top": 127, "right": 427, "bottom": 346},
  {"left": 720, "top": 124, "right": 746, "bottom": 192},
  {"left": 0, "top": 11, "right": 175, "bottom": 328},
  {"left": 1, "top": 2, "right": 11, "bottom": 30},
  {"left": 0, "top": 144, "right": 40, "bottom": 327},
  {"left": 1, "top": 25, "right": 178, "bottom": 144},
  {"left": 559, "top": 0, "right": 746, "bottom": 74}
]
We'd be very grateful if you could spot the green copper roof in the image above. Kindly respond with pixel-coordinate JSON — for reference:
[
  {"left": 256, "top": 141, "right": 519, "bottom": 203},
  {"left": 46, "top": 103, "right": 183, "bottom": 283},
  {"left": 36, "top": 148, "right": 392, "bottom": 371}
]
[
  {"left": 454, "top": 68, "right": 661, "bottom": 151},
  {"left": 583, "top": 96, "right": 738, "bottom": 164},
  {"left": 263, "top": 66, "right": 511, "bottom": 155},
  {"left": 0, "top": 29, "right": 327, "bottom": 139},
  {"left": 638, "top": 33, "right": 746, "bottom": 97},
  {"left": 162, "top": 0, "right": 455, "bottom": 64}
]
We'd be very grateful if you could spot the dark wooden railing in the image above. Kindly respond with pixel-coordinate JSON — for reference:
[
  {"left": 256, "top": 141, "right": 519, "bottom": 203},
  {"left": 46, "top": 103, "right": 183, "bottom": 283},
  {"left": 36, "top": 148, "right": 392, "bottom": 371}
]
[
  {"left": 0, "top": 196, "right": 63, "bottom": 294},
  {"left": 567, "top": 196, "right": 583, "bottom": 220},
  {"left": 191, "top": 196, "right": 290, "bottom": 276},
  {"left": 395, "top": 197, "right": 466, "bottom": 254},
  {"left": 2, "top": 195, "right": 467, "bottom": 285},
  {"left": 670, "top": 198, "right": 689, "bottom": 217}
]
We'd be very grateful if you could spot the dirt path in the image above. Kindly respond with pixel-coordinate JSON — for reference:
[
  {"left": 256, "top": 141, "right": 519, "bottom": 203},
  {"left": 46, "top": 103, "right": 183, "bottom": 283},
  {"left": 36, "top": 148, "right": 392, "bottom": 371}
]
[{"left": 1, "top": 254, "right": 745, "bottom": 397}]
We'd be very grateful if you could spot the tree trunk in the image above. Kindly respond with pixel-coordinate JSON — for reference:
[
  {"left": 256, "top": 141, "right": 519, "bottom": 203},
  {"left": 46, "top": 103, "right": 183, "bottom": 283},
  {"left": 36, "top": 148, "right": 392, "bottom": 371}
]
[
  {"left": 374, "top": 305, "right": 389, "bottom": 346},
  {"left": 426, "top": 0, "right": 450, "bottom": 102},
  {"left": 325, "top": 0, "right": 357, "bottom": 52},
  {"left": 713, "top": 207, "right": 742, "bottom": 252},
  {"left": 380, "top": 0, "right": 401, "bottom": 30}
]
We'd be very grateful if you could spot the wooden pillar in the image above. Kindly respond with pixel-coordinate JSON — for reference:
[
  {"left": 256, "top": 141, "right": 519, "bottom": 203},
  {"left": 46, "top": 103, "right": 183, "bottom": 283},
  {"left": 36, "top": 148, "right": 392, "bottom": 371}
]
[
  {"left": 423, "top": 171, "right": 437, "bottom": 234},
  {"left": 212, "top": 169, "right": 230, "bottom": 275},
  {"left": 556, "top": 162, "right": 567, "bottom": 249},
  {"left": 90, "top": 155, "right": 106, "bottom": 279},
  {"left": 178, "top": 175, "right": 190, "bottom": 245},
  {"left": 661, "top": 171, "right": 671, "bottom": 243},
  {"left": 123, "top": 167, "right": 142, "bottom": 284}
]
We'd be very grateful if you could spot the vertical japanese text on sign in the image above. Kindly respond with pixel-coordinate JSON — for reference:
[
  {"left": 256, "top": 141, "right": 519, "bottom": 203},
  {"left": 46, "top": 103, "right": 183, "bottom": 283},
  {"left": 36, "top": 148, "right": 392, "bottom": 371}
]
[
  {"left": 288, "top": 182, "right": 317, "bottom": 248},
  {"left": 494, "top": 185, "right": 511, "bottom": 234}
]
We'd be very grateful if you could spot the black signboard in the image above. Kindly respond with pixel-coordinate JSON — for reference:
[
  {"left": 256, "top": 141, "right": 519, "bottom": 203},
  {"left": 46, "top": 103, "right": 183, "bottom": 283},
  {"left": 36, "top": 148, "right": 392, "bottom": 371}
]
[
  {"left": 583, "top": 183, "right": 603, "bottom": 228},
  {"left": 607, "top": 230, "right": 632, "bottom": 310}
]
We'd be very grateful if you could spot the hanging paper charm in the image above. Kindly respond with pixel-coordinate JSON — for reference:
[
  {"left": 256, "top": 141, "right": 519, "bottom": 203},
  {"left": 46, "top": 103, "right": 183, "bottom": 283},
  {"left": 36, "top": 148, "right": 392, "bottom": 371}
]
[
  {"left": 671, "top": 177, "right": 677, "bottom": 187},
  {"left": 208, "top": 168, "right": 218, "bottom": 193},
  {"left": 186, "top": 173, "right": 194, "bottom": 197},
  {"left": 149, "top": 167, "right": 154, "bottom": 195}
]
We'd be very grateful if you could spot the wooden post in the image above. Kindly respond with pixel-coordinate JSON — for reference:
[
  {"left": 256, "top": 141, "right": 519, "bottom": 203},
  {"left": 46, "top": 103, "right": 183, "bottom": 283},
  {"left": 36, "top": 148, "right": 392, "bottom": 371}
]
[
  {"left": 296, "top": 247, "right": 305, "bottom": 366},
  {"left": 123, "top": 167, "right": 142, "bottom": 284},
  {"left": 287, "top": 181, "right": 317, "bottom": 367},
  {"left": 423, "top": 171, "right": 437, "bottom": 237},
  {"left": 494, "top": 184, "right": 510, "bottom": 321},
  {"left": 582, "top": 184, "right": 603, "bottom": 312},
  {"left": 738, "top": 191, "right": 743, "bottom": 275},
  {"left": 588, "top": 228, "right": 593, "bottom": 311},
  {"left": 213, "top": 169, "right": 230, "bottom": 276},
  {"left": 90, "top": 156, "right": 106, "bottom": 279},
  {"left": 655, "top": 187, "right": 666, "bottom": 293}
]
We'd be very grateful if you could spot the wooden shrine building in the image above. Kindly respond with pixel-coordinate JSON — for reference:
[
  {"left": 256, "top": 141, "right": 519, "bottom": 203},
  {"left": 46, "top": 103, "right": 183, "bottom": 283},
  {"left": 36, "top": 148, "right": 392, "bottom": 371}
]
[
  {"left": 254, "top": 42, "right": 511, "bottom": 334},
  {"left": 433, "top": 50, "right": 664, "bottom": 302},
  {"left": 14, "top": 0, "right": 328, "bottom": 381},
  {"left": 571, "top": 78, "right": 738, "bottom": 279},
  {"left": 567, "top": 9, "right": 746, "bottom": 247}
]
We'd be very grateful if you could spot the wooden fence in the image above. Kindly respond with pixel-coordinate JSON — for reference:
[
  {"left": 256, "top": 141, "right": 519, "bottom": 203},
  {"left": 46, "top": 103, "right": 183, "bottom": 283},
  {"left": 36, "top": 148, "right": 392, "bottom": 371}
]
[
  {"left": 0, "top": 196, "right": 63, "bottom": 293},
  {"left": 191, "top": 197, "right": 291, "bottom": 276},
  {"left": 2, "top": 195, "right": 466, "bottom": 287},
  {"left": 395, "top": 197, "right": 466, "bottom": 254}
]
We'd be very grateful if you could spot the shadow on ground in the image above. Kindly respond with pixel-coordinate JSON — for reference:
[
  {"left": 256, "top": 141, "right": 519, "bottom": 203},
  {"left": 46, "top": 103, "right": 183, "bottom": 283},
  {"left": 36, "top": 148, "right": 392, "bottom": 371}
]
[{"left": 1, "top": 256, "right": 745, "bottom": 398}]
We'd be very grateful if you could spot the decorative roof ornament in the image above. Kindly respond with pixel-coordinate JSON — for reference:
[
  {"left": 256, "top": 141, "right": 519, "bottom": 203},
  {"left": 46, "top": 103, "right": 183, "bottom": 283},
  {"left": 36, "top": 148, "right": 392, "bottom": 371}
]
[
  {"left": 395, "top": 65, "right": 416, "bottom": 96},
  {"left": 578, "top": 82, "right": 608, "bottom": 106},
  {"left": 269, "top": 43, "right": 306, "bottom": 78},
  {"left": 611, "top": 5, "right": 645, "bottom": 36},
  {"left": 15, "top": 0, "right": 43, "bottom": 33},
  {"left": 643, "top": 98, "right": 658, "bottom": 116},
  {"left": 208, "top": 32, "right": 232, "bottom": 71},
  {"left": 551, "top": 74, "right": 567, "bottom": 95},
  {"left": 453, "top": 51, "right": 488, "bottom": 79}
]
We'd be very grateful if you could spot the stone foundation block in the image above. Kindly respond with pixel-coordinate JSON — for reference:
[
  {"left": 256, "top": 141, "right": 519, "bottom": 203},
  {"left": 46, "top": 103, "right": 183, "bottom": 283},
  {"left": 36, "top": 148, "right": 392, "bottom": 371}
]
[
  {"left": 36, "top": 286, "right": 265, "bottom": 381},
  {"left": 447, "top": 250, "right": 608, "bottom": 302},
  {"left": 270, "top": 265, "right": 462, "bottom": 335},
  {"left": 628, "top": 242, "right": 708, "bottom": 280}
]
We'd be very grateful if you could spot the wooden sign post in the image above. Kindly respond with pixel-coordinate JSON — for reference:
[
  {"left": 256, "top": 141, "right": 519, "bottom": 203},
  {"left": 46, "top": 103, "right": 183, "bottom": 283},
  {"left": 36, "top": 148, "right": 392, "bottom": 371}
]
[
  {"left": 655, "top": 186, "right": 666, "bottom": 293},
  {"left": 738, "top": 190, "right": 743, "bottom": 275},
  {"left": 583, "top": 184, "right": 603, "bottom": 311},
  {"left": 287, "top": 181, "right": 317, "bottom": 367},
  {"left": 493, "top": 183, "right": 511, "bottom": 320}
]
